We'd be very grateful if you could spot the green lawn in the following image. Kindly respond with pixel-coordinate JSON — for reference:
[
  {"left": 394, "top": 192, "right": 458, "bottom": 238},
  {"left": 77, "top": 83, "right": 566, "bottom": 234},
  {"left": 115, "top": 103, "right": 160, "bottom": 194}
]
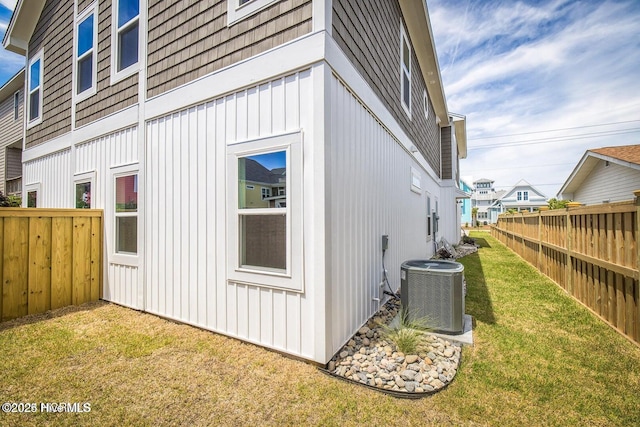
[{"left": 0, "top": 232, "right": 638, "bottom": 426}]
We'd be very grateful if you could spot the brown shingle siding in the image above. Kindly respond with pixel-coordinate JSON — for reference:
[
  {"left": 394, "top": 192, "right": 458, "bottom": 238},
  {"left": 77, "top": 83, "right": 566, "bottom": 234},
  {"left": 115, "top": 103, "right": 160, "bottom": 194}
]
[
  {"left": 75, "top": 0, "right": 138, "bottom": 127},
  {"left": 332, "top": 0, "right": 441, "bottom": 177},
  {"left": 147, "top": 0, "right": 312, "bottom": 98},
  {"left": 26, "top": 0, "right": 74, "bottom": 149}
]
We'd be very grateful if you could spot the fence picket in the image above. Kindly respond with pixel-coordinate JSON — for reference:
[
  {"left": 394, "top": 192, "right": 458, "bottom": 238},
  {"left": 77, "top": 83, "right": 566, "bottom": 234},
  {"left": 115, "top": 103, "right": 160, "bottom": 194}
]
[
  {"left": 492, "top": 197, "right": 639, "bottom": 346},
  {"left": 0, "top": 209, "right": 102, "bottom": 322}
]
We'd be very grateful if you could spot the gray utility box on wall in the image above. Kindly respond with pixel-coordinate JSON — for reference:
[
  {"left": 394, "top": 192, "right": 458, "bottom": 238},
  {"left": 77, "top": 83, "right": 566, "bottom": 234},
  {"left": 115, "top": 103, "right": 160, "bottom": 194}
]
[{"left": 400, "top": 260, "right": 465, "bottom": 334}]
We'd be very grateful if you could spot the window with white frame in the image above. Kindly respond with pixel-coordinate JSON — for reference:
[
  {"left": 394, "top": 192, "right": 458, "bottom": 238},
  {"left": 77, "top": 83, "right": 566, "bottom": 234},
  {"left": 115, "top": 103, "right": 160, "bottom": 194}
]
[
  {"left": 227, "top": 132, "right": 303, "bottom": 291},
  {"left": 411, "top": 167, "right": 421, "bottom": 194},
  {"left": 523, "top": 191, "right": 529, "bottom": 201},
  {"left": 115, "top": 173, "right": 138, "bottom": 254},
  {"left": 25, "top": 183, "right": 41, "bottom": 208},
  {"left": 426, "top": 193, "right": 432, "bottom": 241},
  {"left": 27, "top": 51, "right": 44, "bottom": 126},
  {"left": 400, "top": 25, "right": 411, "bottom": 116},
  {"left": 75, "top": 4, "right": 97, "bottom": 98},
  {"left": 112, "top": 0, "right": 139, "bottom": 79},
  {"left": 75, "top": 172, "right": 95, "bottom": 209},
  {"left": 423, "top": 90, "right": 429, "bottom": 119},
  {"left": 227, "top": 0, "right": 278, "bottom": 26},
  {"left": 13, "top": 91, "right": 19, "bottom": 121}
]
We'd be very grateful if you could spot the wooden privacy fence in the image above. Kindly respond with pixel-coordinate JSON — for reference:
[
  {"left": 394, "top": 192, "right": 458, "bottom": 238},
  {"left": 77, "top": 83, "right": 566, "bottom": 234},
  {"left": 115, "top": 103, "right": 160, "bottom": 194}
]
[
  {"left": 492, "top": 195, "right": 639, "bottom": 346},
  {"left": 0, "top": 208, "right": 102, "bottom": 322}
]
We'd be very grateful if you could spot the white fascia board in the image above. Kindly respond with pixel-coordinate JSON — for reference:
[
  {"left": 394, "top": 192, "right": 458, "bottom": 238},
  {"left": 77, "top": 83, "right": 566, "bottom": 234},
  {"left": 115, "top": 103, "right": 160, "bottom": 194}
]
[
  {"left": 72, "top": 104, "right": 139, "bottom": 144},
  {"left": 145, "top": 32, "right": 325, "bottom": 121},
  {"left": 398, "top": 0, "right": 448, "bottom": 125},
  {"left": 557, "top": 151, "right": 594, "bottom": 197},
  {"left": 22, "top": 105, "right": 139, "bottom": 162},
  {"left": 588, "top": 150, "right": 640, "bottom": 171},
  {"left": 22, "top": 132, "right": 71, "bottom": 163},
  {"left": 2, "top": 0, "right": 47, "bottom": 55}
]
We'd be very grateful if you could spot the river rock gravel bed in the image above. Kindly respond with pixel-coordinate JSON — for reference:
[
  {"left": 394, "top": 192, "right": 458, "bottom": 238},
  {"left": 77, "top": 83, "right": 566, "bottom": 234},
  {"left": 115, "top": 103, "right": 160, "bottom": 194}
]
[{"left": 326, "top": 298, "right": 462, "bottom": 395}]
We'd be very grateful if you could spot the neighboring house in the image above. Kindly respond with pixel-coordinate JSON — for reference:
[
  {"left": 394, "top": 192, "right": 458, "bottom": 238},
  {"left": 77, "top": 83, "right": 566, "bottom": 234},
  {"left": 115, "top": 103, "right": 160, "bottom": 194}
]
[
  {"left": 0, "top": 69, "right": 24, "bottom": 198},
  {"left": 459, "top": 178, "right": 472, "bottom": 226},
  {"left": 490, "top": 179, "right": 547, "bottom": 219},
  {"left": 557, "top": 144, "right": 640, "bottom": 205},
  {"left": 470, "top": 178, "right": 505, "bottom": 224},
  {"left": 4, "top": 0, "right": 467, "bottom": 364}
]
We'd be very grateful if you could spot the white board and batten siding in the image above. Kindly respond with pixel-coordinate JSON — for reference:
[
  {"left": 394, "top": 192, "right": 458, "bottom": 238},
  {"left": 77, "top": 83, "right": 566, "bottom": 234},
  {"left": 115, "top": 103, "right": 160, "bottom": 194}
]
[
  {"left": 327, "top": 74, "right": 435, "bottom": 353},
  {"left": 75, "top": 126, "right": 141, "bottom": 309},
  {"left": 24, "top": 127, "right": 142, "bottom": 309},
  {"left": 24, "top": 149, "right": 72, "bottom": 207},
  {"left": 145, "top": 70, "right": 319, "bottom": 360}
]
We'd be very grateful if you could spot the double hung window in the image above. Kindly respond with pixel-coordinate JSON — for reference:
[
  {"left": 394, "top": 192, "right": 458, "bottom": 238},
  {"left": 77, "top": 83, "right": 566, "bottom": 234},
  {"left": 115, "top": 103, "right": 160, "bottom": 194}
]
[
  {"left": 27, "top": 51, "right": 43, "bottom": 125},
  {"left": 75, "top": 5, "right": 97, "bottom": 98},
  {"left": 115, "top": 174, "right": 138, "bottom": 254},
  {"left": 400, "top": 25, "right": 411, "bottom": 116},
  {"left": 112, "top": 0, "right": 139, "bottom": 80},
  {"left": 227, "top": 132, "right": 303, "bottom": 291}
]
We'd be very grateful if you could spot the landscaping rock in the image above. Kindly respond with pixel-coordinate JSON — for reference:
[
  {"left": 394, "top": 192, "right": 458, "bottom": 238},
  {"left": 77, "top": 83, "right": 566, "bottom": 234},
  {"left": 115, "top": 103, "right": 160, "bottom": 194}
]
[{"left": 328, "top": 296, "right": 462, "bottom": 394}]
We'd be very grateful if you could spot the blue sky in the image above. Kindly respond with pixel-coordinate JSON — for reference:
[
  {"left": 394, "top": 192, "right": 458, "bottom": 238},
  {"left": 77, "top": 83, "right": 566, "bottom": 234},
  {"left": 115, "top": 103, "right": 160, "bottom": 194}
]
[
  {"left": 0, "top": 0, "right": 22, "bottom": 85},
  {"left": 428, "top": 0, "right": 640, "bottom": 198},
  {"left": 2, "top": 1, "right": 638, "bottom": 198}
]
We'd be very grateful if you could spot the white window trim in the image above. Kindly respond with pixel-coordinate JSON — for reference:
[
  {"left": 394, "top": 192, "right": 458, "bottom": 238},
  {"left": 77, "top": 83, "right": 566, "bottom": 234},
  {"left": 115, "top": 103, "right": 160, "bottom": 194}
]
[
  {"left": 13, "top": 90, "right": 19, "bottom": 121},
  {"left": 227, "top": 0, "right": 278, "bottom": 26},
  {"left": 227, "top": 131, "right": 304, "bottom": 292},
  {"left": 24, "top": 182, "right": 41, "bottom": 208},
  {"left": 426, "top": 192, "right": 432, "bottom": 242},
  {"left": 423, "top": 89, "right": 429, "bottom": 120},
  {"left": 110, "top": 0, "right": 140, "bottom": 84},
  {"left": 410, "top": 167, "right": 421, "bottom": 194},
  {"left": 74, "top": 3, "right": 98, "bottom": 103},
  {"left": 400, "top": 24, "right": 411, "bottom": 118},
  {"left": 74, "top": 171, "right": 96, "bottom": 209},
  {"left": 110, "top": 163, "right": 139, "bottom": 266},
  {"left": 26, "top": 50, "right": 44, "bottom": 128}
]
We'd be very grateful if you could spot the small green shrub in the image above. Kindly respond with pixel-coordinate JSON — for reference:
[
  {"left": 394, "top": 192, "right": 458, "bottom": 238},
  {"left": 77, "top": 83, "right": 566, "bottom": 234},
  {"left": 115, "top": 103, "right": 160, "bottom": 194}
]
[{"left": 382, "top": 307, "right": 432, "bottom": 354}]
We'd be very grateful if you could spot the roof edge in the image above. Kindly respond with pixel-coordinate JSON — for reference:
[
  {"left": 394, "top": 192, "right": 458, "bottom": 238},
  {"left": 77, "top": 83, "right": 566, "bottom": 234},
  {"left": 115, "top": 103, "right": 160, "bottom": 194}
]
[
  {"left": 398, "top": 0, "right": 449, "bottom": 126},
  {"left": 2, "top": 0, "right": 47, "bottom": 56},
  {"left": 0, "top": 68, "right": 25, "bottom": 99}
]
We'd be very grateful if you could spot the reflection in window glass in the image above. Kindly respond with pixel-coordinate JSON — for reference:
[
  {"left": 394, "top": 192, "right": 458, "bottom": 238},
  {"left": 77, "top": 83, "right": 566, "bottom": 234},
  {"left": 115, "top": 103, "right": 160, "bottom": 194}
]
[
  {"left": 238, "top": 151, "right": 286, "bottom": 209},
  {"left": 237, "top": 150, "right": 287, "bottom": 271},
  {"left": 115, "top": 174, "right": 137, "bottom": 254},
  {"left": 116, "top": 175, "right": 138, "bottom": 212},
  {"left": 27, "top": 191, "right": 37, "bottom": 208},
  {"left": 76, "top": 182, "right": 91, "bottom": 208}
]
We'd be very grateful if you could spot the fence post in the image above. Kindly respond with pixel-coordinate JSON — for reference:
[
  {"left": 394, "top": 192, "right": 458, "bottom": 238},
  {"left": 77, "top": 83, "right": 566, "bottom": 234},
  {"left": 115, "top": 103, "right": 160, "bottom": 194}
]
[
  {"left": 635, "top": 190, "right": 640, "bottom": 342},
  {"left": 537, "top": 209, "right": 543, "bottom": 270},
  {"left": 566, "top": 207, "right": 573, "bottom": 295}
]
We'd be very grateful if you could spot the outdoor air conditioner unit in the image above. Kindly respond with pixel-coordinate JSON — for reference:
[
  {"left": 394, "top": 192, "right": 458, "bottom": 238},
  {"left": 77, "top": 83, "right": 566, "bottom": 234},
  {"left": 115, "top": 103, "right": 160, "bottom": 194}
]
[{"left": 400, "top": 260, "right": 465, "bottom": 334}]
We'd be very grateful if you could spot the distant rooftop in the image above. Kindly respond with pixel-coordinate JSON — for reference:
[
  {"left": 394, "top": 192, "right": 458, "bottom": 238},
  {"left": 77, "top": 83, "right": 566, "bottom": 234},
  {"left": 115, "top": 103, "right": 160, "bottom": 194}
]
[{"left": 590, "top": 144, "right": 640, "bottom": 166}]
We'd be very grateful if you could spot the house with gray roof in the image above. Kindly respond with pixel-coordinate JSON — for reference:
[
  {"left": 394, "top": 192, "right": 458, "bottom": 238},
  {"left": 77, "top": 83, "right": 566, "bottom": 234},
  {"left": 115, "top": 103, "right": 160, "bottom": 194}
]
[{"left": 489, "top": 179, "right": 547, "bottom": 219}]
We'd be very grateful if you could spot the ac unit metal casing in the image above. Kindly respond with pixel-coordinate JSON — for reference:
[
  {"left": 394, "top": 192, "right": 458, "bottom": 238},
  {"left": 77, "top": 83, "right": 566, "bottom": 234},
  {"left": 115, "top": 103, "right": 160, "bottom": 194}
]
[{"left": 400, "top": 260, "right": 465, "bottom": 334}]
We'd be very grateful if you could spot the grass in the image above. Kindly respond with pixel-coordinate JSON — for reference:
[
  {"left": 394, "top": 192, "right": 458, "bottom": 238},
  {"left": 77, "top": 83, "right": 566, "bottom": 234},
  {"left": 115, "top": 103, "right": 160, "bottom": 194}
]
[{"left": 1, "top": 232, "right": 639, "bottom": 426}]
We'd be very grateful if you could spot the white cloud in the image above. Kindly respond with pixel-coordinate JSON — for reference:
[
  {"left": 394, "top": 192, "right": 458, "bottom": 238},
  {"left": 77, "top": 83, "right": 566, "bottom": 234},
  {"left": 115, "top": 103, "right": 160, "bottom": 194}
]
[
  {"left": 0, "top": 0, "right": 16, "bottom": 12},
  {"left": 429, "top": 0, "right": 640, "bottom": 197}
]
